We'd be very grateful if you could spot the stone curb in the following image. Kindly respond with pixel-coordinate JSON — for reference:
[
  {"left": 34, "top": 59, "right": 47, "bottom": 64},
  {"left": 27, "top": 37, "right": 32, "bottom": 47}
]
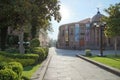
[
  {"left": 31, "top": 54, "right": 52, "bottom": 80},
  {"left": 76, "top": 54, "right": 120, "bottom": 77}
]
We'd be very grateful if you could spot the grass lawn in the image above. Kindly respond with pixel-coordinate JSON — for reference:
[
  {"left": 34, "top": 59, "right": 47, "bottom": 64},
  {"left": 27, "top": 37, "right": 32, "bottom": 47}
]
[
  {"left": 22, "top": 64, "right": 41, "bottom": 79},
  {"left": 88, "top": 55, "right": 120, "bottom": 70}
]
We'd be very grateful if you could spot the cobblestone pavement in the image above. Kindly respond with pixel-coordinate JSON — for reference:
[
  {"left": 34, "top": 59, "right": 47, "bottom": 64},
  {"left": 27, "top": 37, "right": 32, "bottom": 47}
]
[{"left": 43, "top": 48, "right": 120, "bottom": 80}]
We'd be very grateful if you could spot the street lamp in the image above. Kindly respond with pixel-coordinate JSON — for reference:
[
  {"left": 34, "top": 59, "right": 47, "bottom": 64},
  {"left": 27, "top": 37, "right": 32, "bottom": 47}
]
[{"left": 94, "top": 22, "right": 106, "bottom": 56}]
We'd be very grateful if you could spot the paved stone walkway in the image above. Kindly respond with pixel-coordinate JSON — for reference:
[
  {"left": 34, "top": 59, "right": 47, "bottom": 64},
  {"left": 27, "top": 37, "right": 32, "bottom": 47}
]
[{"left": 43, "top": 48, "right": 120, "bottom": 80}]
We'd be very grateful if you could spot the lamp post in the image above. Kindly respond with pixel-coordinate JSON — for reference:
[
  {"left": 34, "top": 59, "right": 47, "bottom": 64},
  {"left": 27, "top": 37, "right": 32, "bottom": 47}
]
[{"left": 94, "top": 22, "right": 106, "bottom": 56}]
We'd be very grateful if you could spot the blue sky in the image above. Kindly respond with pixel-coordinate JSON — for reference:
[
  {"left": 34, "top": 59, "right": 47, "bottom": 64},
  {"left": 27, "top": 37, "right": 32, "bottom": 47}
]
[{"left": 48, "top": 0, "right": 120, "bottom": 40}]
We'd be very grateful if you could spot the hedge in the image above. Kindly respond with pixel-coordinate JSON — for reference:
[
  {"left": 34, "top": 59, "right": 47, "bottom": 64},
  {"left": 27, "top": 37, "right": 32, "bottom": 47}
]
[
  {"left": 0, "top": 62, "right": 8, "bottom": 70},
  {"left": 0, "top": 55, "right": 36, "bottom": 67},
  {"left": 43, "top": 47, "right": 48, "bottom": 58},
  {"left": 0, "top": 69, "right": 18, "bottom": 80},
  {"left": 8, "top": 62, "right": 23, "bottom": 79},
  {"left": 0, "top": 51, "right": 39, "bottom": 59},
  {"left": 0, "top": 47, "right": 49, "bottom": 66},
  {"left": 32, "top": 47, "right": 49, "bottom": 62},
  {"left": 0, "top": 62, "right": 23, "bottom": 80}
]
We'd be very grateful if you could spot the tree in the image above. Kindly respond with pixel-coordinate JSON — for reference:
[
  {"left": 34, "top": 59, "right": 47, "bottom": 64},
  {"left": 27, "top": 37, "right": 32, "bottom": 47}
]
[
  {"left": 0, "top": 0, "right": 31, "bottom": 53},
  {"left": 0, "top": 0, "right": 61, "bottom": 53},
  {"left": 13, "top": 0, "right": 32, "bottom": 54},
  {"left": 103, "top": 3, "right": 120, "bottom": 55},
  {"left": 0, "top": 0, "right": 14, "bottom": 50},
  {"left": 30, "top": 0, "right": 61, "bottom": 39}
]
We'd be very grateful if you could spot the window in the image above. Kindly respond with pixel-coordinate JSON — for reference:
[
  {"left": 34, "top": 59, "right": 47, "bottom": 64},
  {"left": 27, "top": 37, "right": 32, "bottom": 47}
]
[
  {"left": 80, "top": 33, "right": 85, "bottom": 35},
  {"left": 70, "top": 28, "right": 73, "bottom": 35},
  {"left": 62, "top": 30, "right": 64, "bottom": 36}
]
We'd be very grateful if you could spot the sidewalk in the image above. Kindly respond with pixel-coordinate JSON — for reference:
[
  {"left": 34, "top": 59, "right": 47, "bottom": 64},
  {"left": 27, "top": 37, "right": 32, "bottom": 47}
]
[
  {"left": 31, "top": 48, "right": 120, "bottom": 80},
  {"left": 43, "top": 48, "right": 120, "bottom": 80},
  {"left": 31, "top": 48, "right": 53, "bottom": 80}
]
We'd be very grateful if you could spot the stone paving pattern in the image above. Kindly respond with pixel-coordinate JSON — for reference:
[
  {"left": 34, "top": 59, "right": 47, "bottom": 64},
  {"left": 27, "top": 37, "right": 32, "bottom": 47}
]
[{"left": 43, "top": 48, "right": 120, "bottom": 80}]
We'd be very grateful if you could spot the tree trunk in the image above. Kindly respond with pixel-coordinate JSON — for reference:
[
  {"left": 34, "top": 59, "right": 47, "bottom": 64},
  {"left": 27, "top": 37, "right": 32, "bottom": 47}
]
[
  {"left": 19, "top": 27, "right": 25, "bottom": 54},
  {"left": 31, "top": 25, "right": 37, "bottom": 39},
  {"left": 114, "top": 37, "right": 117, "bottom": 56},
  {"left": 0, "top": 27, "right": 8, "bottom": 51}
]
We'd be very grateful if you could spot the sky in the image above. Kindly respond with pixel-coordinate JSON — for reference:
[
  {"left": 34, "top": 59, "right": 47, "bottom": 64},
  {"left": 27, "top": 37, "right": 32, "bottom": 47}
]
[{"left": 48, "top": 0, "right": 120, "bottom": 40}]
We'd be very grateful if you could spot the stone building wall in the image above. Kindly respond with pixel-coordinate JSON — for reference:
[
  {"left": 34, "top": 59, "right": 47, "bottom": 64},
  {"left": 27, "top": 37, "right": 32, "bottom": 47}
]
[{"left": 57, "top": 18, "right": 120, "bottom": 50}]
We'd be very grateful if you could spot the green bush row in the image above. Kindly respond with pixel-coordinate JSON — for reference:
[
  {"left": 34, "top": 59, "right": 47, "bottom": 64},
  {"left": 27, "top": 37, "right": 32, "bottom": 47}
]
[
  {"left": 0, "top": 55, "right": 36, "bottom": 67},
  {"left": 0, "top": 62, "right": 23, "bottom": 80},
  {"left": 0, "top": 47, "right": 49, "bottom": 66},
  {"left": 32, "top": 47, "right": 49, "bottom": 62},
  {"left": 0, "top": 51, "right": 39, "bottom": 60}
]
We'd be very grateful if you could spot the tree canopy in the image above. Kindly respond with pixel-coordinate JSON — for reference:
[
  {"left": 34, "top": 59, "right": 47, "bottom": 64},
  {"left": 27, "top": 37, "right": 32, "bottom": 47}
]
[
  {"left": 30, "top": 0, "right": 61, "bottom": 38},
  {"left": 0, "top": 0, "right": 61, "bottom": 53},
  {"left": 103, "top": 3, "right": 120, "bottom": 37}
]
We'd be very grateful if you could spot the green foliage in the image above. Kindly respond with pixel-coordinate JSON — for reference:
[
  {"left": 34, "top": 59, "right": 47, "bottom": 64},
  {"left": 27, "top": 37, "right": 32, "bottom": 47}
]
[
  {"left": 8, "top": 62, "right": 23, "bottom": 79},
  {"left": 85, "top": 49, "right": 92, "bottom": 56},
  {"left": 0, "top": 0, "right": 61, "bottom": 51},
  {"left": 0, "top": 55, "right": 14, "bottom": 63},
  {"left": 0, "top": 62, "right": 23, "bottom": 80},
  {"left": 30, "top": 38, "right": 40, "bottom": 47},
  {"left": 30, "top": 0, "right": 61, "bottom": 38},
  {"left": 22, "top": 64, "right": 41, "bottom": 79},
  {"left": 24, "top": 33, "right": 29, "bottom": 42},
  {"left": 0, "top": 55, "right": 36, "bottom": 67},
  {"left": 0, "top": 69, "right": 18, "bottom": 80},
  {"left": 0, "top": 0, "right": 14, "bottom": 28},
  {"left": 7, "top": 35, "right": 19, "bottom": 47},
  {"left": 0, "top": 51, "right": 39, "bottom": 66},
  {"left": 15, "top": 58, "right": 36, "bottom": 67},
  {"left": 0, "top": 51, "right": 39, "bottom": 59},
  {"left": 103, "top": 3, "right": 120, "bottom": 37},
  {"left": 0, "top": 62, "right": 8, "bottom": 70},
  {"left": 43, "top": 47, "right": 49, "bottom": 58},
  {"left": 21, "top": 76, "right": 30, "bottom": 80},
  {"left": 33, "top": 47, "right": 45, "bottom": 62},
  {"left": 89, "top": 55, "right": 120, "bottom": 69},
  {"left": 32, "top": 47, "right": 49, "bottom": 62}
]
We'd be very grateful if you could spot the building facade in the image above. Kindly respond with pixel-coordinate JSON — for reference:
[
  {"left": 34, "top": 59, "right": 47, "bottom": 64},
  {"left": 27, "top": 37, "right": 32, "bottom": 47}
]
[
  {"left": 57, "top": 11, "right": 120, "bottom": 50},
  {"left": 39, "top": 29, "right": 49, "bottom": 47}
]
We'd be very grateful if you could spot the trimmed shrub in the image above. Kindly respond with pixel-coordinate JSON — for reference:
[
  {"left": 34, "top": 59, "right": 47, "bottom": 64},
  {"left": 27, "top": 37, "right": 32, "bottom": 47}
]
[
  {"left": 0, "top": 47, "right": 48, "bottom": 66},
  {"left": 85, "top": 49, "right": 92, "bottom": 56},
  {"left": 0, "top": 62, "right": 8, "bottom": 70},
  {"left": 33, "top": 47, "right": 46, "bottom": 62},
  {"left": 15, "top": 58, "right": 36, "bottom": 67},
  {"left": 0, "top": 68, "right": 18, "bottom": 80},
  {"left": 0, "top": 55, "right": 14, "bottom": 63},
  {"left": 8, "top": 62, "right": 23, "bottom": 79},
  {"left": 0, "top": 52, "right": 39, "bottom": 66},
  {"left": 0, "top": 51, "right": 39, "bottom": 61},
  {"left": 0, "top": 57, "right": 36, "bottom": 67},
  {"left": 43, "top": 47, "right": 49, "bottom": 59},
  {"left": 30, "top": 38, "right": 40, "bottom": 47}
]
